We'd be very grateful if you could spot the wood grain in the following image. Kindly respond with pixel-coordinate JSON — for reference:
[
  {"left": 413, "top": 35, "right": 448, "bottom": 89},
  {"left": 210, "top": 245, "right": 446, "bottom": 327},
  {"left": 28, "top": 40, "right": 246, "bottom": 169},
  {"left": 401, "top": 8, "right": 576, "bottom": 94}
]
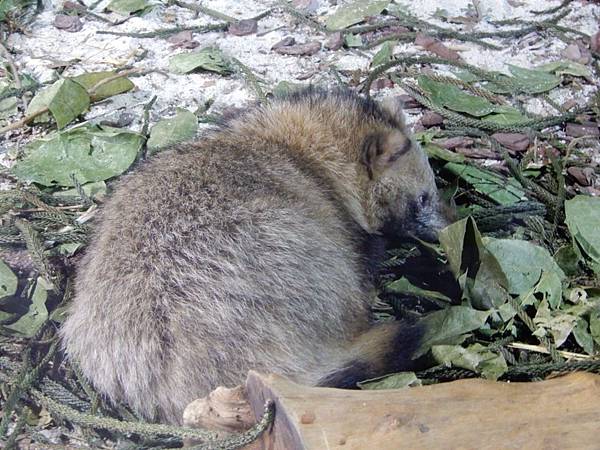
[{"left": 243, "top": 371, "right": 600, "bottom": 450}]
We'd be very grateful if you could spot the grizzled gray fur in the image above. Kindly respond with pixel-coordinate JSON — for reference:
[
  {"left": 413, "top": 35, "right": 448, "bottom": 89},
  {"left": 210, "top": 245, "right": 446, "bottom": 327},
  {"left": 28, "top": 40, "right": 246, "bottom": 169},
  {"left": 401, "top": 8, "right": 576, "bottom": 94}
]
[{"left": 60, "top": 89, "right": 451, "bottom": 424}]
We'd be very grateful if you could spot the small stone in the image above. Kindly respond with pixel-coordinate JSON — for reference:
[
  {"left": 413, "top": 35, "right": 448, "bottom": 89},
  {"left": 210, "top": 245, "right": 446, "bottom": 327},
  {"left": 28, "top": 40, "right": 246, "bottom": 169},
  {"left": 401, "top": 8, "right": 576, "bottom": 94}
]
[
  {"left": 167, "top": 31, "right": 198, "bottom": 49},
  {"left": 421, "top": 111, "right": 444, "bottom": 127},
  {"left": 63, "top": 1, "right": 86, "bottom": 12},
  {"left": 491, "top": 133, "right": 530, "bottom": 152},
  {"left": 565, "top": 122, "right": 599, "bottom": 138},
  {"left": 567, "top": 166, "right": 595, "bottom": 186},
  {"left": 228, "top": 19, "right": 258, "bottom": 37},
  {"left": 100, "top": 112, "right": 135, "bottom": 128},
  {"left": 271, "top": 36, "right": 296, "bottom": 50},
  {"left": 53, "top": 14, "right": 83, "bottom": 32},
  {"left": 273, "top": 41, "right": 321, "bottom": 56},
  {"left": 324, "top": 32, "right": 344, "bottom": 50},
  {"left": 562, "top": 42, "right": 591, "bottom": 65}
]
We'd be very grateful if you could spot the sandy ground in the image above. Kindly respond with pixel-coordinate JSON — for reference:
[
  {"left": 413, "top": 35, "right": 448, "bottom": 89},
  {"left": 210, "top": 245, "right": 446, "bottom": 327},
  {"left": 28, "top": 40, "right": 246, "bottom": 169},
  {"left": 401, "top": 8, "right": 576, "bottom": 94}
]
[{"left": 2, "top": 0, "right": 599, "bottom": 154}]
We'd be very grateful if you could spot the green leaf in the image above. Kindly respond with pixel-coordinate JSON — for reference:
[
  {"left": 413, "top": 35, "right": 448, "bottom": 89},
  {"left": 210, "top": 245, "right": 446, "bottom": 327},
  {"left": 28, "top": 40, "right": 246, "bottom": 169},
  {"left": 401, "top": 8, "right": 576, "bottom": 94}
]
[
  {"left": 25, "top": 78, "right": 90, "bottom": 129},
  {"left": 432, "top": 343, "right": 507, "bottom": 380},
  {"left": 4, "top": 277, "right": 49, "bottom": 337},
  {"left": 415, "top": 305, "right": 490, "bottom": 358},
  {"left": 168, "top": 47, "right": 232, "bottom": 75},
  {"left": 326, "top": 0, "right": 389, "bottom": 30},
  {"left": 105, "top": 0, "right": 148, "bottom": 15},
  {"left": 536, "top": 61, "right": 591, "bottom": 78},
  {"left": 344, "top": 33, "right": 363, "bottom": 47},
  {"left": 0, "top": 260, "right": 17, "bottom": 299},
  {"left": 371, "top": 40, "right": 395, "bottom": 66},
  {"left": 482, "top": 78, "right": 513, "bottom": 94},
  {"left": 554, "top": 245, "right": 581, "bottom": 277},
  {"left": 519, "top": 270, "right": 563, "bottom": 310},
  {"left": 423, "top": 143, "right": 465, "bottom": 163},
  {"left": 444, "top": 162, "right": 525, "bottom": 205},
  {"left": 385, "top": 276, "right": 452, "bottom": 303},
  {"left": 71, "top": 71, "right": 135, "bottom": 102},
  {"left": 573, "top": 318, "right": 595, "bottom": 355},
  {"left": 358, "top": 372, "right": 421, "bottom": 390},
  {"left": 533, "top": 299, "right": 577, "bottom": 347},
  {"left": 0, "top": 0, "right": 16, "bottom": 21},
  {"left": 483, "top": 238, "right": 565, "bottom": 297},
  {"left": 58, "top": 243, "right": 83, "bottom": 257},
  {"left": 418, "top": 76, "right": 498, "bottom": 117},
  {"left": 417, "top": 76, "right": 530, "bottom": 124},
  {"left": 452, "top": 70, "right": 481, "bottom": 82},
  {"left": 481, "top": 107, "right": 530, "bottom": 125},
  {"left": 565, "top": 196, "right": 600, "bottom": 267},
  {"left": 12, "top": 125, "right": 142, "bottom": 186},
  {"left": 590, "top": 309, "right": 600, "bottom": 346},
  {"left": 507, "top": 64, "right": 561, "bottom": 94},
  {"left": 0, "top": 96, "right": 17, "bottom": 119},
  {"left": 438, "top": 217, "right": 481, "bottom": 279},
  {"left": 147, "top": 108, "right": 198, "bottom": 154}
]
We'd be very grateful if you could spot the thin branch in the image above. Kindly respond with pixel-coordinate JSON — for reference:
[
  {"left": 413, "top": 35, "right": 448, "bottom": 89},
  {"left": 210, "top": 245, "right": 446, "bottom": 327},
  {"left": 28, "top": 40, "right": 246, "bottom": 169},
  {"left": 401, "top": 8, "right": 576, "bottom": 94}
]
[
  {"left": 96, "top": 23, "right": 227, "bottom": 38},
  {"left": 0, "top": 106, "right": 49, "bottom": 135}
]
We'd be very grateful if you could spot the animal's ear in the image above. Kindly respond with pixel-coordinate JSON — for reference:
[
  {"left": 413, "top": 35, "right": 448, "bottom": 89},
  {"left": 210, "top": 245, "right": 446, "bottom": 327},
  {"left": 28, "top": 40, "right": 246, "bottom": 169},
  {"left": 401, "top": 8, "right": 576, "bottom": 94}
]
[
  {"left": 361, "top": 130, "right": 412, "bottom": 179},
  {"left": 380, "top": 96, "right": 407, "bottom": 130}
]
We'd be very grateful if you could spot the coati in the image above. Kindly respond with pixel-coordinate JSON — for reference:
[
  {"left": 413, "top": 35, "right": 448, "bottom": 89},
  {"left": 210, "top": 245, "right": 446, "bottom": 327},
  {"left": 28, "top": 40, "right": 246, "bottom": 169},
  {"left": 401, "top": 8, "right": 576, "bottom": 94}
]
[{"left": 60, "top": 88, "right": 452, "bottom": 424}]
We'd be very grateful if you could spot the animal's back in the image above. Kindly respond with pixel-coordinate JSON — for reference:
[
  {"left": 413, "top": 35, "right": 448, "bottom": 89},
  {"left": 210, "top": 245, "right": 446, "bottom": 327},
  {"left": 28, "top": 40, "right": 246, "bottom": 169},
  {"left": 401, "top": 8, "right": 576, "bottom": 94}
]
[{"left": 60, "top": 139, "right": 371, "bottom": 423}]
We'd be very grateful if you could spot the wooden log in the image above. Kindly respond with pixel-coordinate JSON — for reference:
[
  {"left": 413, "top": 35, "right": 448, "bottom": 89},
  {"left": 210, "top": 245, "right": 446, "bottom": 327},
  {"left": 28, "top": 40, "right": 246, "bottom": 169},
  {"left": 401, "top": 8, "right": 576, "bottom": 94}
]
[{"left": 242, "top": 371, "right": 600, "bottom": 450}]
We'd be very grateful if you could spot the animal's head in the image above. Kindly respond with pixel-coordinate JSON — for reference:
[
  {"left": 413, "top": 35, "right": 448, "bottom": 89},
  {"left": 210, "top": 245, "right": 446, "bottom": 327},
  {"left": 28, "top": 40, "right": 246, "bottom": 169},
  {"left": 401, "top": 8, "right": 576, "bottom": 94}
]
[
  {"left": 359, "top": 97, "right": 453, "bottom": 242},
  {"left": 234, "top": 88, "right": 453, "bottom": 241}
]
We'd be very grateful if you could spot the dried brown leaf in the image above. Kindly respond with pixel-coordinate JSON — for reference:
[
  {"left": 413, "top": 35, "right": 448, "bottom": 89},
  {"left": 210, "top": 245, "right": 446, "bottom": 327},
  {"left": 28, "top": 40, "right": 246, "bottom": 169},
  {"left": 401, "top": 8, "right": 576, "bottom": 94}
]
[
  {"left": 439, "top": 136, "right": 474, "bottom": 150},
  {"left": 415, "top": 33, "right": 461, "bottom": 61}
]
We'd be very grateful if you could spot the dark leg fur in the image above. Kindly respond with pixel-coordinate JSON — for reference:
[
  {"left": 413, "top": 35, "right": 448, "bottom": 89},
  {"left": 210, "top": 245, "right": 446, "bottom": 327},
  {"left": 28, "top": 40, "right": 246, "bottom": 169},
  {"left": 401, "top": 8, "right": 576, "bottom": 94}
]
[{"left": 317, "top": 321, "right": 424, "bottom": 388}]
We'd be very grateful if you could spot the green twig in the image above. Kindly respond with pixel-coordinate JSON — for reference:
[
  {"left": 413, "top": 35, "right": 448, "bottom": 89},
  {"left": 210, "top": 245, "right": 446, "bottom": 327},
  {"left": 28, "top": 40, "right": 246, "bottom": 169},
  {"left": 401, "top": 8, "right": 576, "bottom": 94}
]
[
  {"left": 531, "top": 0, "right": 573, "bottom": 15},
  {"left": 279, "top": 2, "right": 328, "bottom": 33},
  {"left": 33, "top": 388, "right": 274, "bottom": 448},
  {"left": 141, "top": 95, "right": 157, "bottom": 138},
  {"left": 96, "top": 23, "right": 227, "bottom": 38},
  {"left": 0, "top": 337, "right": 58, "bottom": 437},
  {"left": 230, "top": 57, "right": 268, "bottom": 104},
  {"left": 394, "top": 78, "right": 581, "bottom": 132},
  {"left": 69, "top": 174, "right": 93, "bottom": 207},
  {"left": 170, "top": 0, "right": 236, "bottom": 22},
  {"left": 14, "top": 219, "right": 60, "bottom": 292}
]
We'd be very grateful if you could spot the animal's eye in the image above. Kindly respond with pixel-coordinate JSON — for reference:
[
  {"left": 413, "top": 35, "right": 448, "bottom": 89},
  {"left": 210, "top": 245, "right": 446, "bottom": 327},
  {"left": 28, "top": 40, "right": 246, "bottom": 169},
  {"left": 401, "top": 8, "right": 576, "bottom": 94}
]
[{"left": 418, "top": 193, "right": 430, "bottom": 206}]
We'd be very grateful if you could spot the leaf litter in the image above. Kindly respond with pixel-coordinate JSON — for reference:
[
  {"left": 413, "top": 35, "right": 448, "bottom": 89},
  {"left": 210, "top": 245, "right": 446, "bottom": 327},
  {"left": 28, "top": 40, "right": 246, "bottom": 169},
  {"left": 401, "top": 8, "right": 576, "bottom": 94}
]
[{"left": 1, "top": 0, "right": 600, "bottom": 447}]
